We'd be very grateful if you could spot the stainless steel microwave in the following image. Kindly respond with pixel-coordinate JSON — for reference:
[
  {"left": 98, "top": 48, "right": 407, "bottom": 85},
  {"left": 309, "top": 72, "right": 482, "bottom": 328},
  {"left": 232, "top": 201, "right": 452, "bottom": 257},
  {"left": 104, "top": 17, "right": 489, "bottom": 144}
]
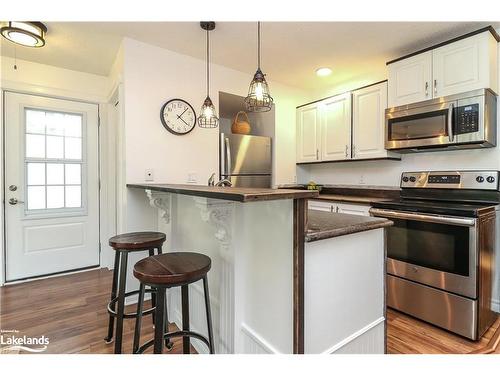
[{"left": 385, "top": 89, "right": 497, "bottom": 152}]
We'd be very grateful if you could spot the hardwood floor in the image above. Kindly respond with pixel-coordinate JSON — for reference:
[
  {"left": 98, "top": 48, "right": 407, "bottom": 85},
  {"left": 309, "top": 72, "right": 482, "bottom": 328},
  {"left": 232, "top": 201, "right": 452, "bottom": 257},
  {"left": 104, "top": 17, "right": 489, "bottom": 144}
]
[
  {"left": 387, "top": 308, "right": 500, "bottom": 354},
  {"left": 0, "top": 268, "right": 195, "bottom": 354},
  {"left": 1, "top": 268, "right": 499, "bottom": 354}
]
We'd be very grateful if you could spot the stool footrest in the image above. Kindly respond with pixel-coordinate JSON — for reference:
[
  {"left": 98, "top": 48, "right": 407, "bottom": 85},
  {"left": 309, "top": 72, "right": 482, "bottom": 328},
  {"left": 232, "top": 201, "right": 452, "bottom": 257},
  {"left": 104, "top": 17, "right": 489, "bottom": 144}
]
[
  {"left": 107, "top": 288, "right": 157, "bottom": 319},
  {"left": 135, "top": 330, "right": 211, "bottom": 354}
]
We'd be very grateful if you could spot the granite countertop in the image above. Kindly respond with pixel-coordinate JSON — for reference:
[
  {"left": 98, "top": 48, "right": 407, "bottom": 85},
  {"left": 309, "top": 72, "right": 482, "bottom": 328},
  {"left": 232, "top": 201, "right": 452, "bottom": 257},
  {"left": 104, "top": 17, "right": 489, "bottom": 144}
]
[
  {"left": 305, "top": 210, "right": 393, "bottom": 242},
  {"left": 127, "top": 184, "right": 318, "bottom": 203}
]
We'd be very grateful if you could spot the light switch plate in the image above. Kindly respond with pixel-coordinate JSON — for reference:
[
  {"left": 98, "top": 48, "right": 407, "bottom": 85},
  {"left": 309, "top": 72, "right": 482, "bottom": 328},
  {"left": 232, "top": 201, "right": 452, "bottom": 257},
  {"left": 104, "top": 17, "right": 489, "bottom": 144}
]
[
  {"left": 187, "top": 173, "right": 197, "bottom": 184},
  {"left": 145, "top": 169, "right": 154, "bottom": 181}
]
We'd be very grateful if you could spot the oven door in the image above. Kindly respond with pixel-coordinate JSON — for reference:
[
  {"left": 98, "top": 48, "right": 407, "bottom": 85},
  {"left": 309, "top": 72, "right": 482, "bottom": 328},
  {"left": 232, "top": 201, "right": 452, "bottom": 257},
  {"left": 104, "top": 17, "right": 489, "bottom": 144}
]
[
  {"left": 370, "top": 208, "right": 477, "bottom": 299},
  {"left": 385, "top": 100, "right": 457, "bottom": 150}
]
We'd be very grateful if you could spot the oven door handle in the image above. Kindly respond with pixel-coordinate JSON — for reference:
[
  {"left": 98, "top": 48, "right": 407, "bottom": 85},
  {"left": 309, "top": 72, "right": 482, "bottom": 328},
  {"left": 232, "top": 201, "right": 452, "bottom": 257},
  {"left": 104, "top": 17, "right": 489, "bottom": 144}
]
[{"left": 369, "top": 208, "right": 476, "bottom": 226}]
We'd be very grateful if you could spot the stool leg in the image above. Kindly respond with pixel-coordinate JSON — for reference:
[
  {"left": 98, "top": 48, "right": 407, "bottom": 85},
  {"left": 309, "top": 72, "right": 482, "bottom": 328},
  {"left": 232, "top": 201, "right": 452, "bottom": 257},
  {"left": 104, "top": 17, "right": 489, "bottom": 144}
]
[
  {"left": 164, "top": 288, "right": 173, "bottom": 350},
  {"left": 133, "top": 283, "right": 145, "bottom": 354},
  {"left": 114, "top": 251, "right": 128, "bottom": 354},
  {"left": 148, "top": 248, "right": 156, "bottom": 325},
  {"left": 156, "top": 246, "right": 163, "bottom": 255},
  {"left": 154, "top": 286, "right": 166, "bottom": 354},
  {"left": 203, "top": 276, "right": 215, "bottom": 354},
  {"left": 104, "top": 251, "right": 120, "bottom": 343},
  {"left": 181, "top": 285, "right": 190, "bottom": 354}
]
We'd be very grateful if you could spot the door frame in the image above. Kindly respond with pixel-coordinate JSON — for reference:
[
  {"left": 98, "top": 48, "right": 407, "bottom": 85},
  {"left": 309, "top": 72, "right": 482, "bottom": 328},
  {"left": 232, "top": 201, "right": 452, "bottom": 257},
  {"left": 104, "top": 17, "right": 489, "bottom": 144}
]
[{"left": 0, "top": 87, "right": 115, "bottom": 285}]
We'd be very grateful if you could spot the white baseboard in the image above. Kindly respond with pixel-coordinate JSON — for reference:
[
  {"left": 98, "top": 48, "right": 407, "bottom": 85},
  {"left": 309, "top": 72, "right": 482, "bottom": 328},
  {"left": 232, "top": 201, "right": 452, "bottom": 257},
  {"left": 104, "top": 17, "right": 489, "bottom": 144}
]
[
  {"left": 322, "top": 317, "right": 385, "bottom": 354},
  {"left": 240, "top": 323, "right": 280, "bottom": 354}
]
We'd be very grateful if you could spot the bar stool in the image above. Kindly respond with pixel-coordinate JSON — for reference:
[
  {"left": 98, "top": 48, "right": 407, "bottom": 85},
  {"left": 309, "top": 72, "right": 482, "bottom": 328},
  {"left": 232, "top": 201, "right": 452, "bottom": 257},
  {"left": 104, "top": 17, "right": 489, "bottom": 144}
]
[
  {"left": 132, "top": 252, "right": 215, "bottom": 354},
  {"left": 105, "top": 231, "right": 172, "bottom": 354}
]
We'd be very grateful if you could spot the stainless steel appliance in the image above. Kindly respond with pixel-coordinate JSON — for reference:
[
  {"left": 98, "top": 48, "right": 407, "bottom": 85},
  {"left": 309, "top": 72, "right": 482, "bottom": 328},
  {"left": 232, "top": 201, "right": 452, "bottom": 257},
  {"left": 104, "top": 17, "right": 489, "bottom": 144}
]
[
  {"left": 219, "top": 133, "right": 272, "bottom": 188},
  {"left": 370, "top": 170, "right": 499, "bottom": 340},
  {"left": 385, "top": 89, "right": 497, "bottom": 152}
]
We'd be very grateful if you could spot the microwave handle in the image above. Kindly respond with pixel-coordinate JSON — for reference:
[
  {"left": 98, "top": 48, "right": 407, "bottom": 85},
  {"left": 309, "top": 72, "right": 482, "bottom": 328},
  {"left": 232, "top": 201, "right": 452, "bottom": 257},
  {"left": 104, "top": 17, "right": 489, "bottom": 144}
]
[{"left": 448, "top": 103, "right": 454, "bottom": 142}]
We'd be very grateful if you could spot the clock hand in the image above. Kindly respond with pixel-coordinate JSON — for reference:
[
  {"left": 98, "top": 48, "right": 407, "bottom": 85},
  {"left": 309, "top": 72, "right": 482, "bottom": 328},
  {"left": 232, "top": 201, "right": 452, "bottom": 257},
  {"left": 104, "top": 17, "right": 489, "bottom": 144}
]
[
  {"left": 177, "top": 108, "right": 188, "bottom": 119},
  {"left": 178, "top": 116, "right": 190, "bottom": 126}
]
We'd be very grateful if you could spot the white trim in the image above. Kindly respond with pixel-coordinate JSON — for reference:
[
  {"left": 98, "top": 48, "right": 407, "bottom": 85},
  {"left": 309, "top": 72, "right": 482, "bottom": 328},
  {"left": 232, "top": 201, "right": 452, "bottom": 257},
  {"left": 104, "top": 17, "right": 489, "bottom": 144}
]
[
  {"left": 492, "top": 298, "right": 500, "bottom": 313},
  {"left": 2, "top": 266, "right": 101, "bottom": 286},
  {"left": 240, "top": 323, "right": 281, "bottom": 354},
  {"left": 321, "top": 317, "right": 385, "bottom": 354}
]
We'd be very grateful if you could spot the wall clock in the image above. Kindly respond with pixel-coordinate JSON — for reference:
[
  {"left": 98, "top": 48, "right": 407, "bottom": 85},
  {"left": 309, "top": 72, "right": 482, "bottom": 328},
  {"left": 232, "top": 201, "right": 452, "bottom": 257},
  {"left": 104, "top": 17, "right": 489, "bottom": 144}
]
[{"left": 160, "top": 99, "right": 196, "bottom": 135}]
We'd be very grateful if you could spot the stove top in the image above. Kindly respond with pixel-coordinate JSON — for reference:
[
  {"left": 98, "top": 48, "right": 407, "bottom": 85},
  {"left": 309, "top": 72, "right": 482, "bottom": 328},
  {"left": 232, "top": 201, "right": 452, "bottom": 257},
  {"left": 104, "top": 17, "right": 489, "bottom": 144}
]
[{"left": 371, "top": 199, "right": 496, "bottom": 218}]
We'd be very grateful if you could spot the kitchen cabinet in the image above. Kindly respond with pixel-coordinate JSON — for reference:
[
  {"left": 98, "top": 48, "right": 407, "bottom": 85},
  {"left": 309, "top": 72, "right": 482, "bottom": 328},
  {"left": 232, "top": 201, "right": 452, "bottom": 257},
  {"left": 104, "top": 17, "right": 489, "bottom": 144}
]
[
  {"left": 320, "top": 93, "right": 351, "bottom": 161},
  {"left": 352, "top": 82, "right": 394, "bottom": 159},
  {"left": 388, "top": 30, "right": 498, "bottom": 107},
  {"left": 308, "top": 199, "right": 370, "bottom": 216},
  {"left": 296, "top": 103, "right": 320, "bottom": 163},
  {"left": 388, "top": 51, "right": 432, "bottom": 107}
]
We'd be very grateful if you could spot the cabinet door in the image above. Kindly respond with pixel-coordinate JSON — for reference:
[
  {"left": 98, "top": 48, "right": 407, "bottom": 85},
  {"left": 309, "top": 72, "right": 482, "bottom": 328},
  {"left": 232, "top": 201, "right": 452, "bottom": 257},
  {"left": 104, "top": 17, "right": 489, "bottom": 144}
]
[
  {"left": 336, "top": 203, "right": 370, "bottom": 216},
  {"left": 388, "top": 51, "right": 432, "bottom": 107},
  {"left": 308, "top": 200, "right": 333, "bottom": 212},
  {"left": 433, "top": 32, "right": 498, "bottom": 97},
  {"left": 296, "top": 104, "right": 320, "bottom": 163},
  {"left": 320, "top": 93, "right": 351, "bottom": 161},
  {"left": 352, "top": 82, "right": 389, "bottom": 159}
]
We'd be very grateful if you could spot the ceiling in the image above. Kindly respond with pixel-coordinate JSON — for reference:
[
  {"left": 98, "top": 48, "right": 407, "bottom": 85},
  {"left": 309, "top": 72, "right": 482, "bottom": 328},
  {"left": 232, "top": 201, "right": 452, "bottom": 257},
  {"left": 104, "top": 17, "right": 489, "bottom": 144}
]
[{"left": 1, "top": 21, "right": 499, "bottom": 91}]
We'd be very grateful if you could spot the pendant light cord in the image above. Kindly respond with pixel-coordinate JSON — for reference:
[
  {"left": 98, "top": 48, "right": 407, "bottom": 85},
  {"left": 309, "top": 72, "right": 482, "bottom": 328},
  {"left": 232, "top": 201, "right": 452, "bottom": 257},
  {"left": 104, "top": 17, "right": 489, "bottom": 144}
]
[
  {"left": 257, "top": 21, "right": 261, "bottom": 70},
  {"left": 206, "top": 28, "right": 210, "bottom": 97}
]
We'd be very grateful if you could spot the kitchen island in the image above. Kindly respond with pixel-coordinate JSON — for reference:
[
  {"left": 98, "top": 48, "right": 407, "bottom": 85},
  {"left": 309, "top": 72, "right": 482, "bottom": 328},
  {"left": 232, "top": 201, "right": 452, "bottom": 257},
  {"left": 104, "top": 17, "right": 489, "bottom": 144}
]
[{"left": 127, "top": 184, "right": 391, "bottom": 354}]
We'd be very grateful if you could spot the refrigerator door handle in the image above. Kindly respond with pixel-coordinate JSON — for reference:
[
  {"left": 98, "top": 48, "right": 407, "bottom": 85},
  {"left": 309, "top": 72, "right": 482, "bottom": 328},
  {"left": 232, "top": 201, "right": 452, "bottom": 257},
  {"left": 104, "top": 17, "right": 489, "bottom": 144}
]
[{"left": 225, "top": 137, "right": 232, "bottom": 176}]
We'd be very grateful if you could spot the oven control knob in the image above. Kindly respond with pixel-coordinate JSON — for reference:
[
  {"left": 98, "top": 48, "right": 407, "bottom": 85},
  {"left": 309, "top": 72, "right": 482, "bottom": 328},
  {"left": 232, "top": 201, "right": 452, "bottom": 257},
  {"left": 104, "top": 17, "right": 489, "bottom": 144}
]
[
  {"left": 409, "top": 176, "right": 416, "bottom": 182},
  {"left": 487, "top": 176, "right": 495, "bottom": 183},
  {"left": 402, "top": 176, "right": 409, "bottom": 182},
  {"left": 476, "top": 176, "right": 484, "bottom": 183}
]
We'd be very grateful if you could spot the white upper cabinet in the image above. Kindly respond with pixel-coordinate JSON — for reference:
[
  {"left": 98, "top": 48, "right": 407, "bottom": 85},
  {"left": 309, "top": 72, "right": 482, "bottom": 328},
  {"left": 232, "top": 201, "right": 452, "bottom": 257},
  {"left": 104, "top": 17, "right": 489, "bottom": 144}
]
[
  {"left": 432, "top": 32, "right": 498, "bottom": 97},
  {"left": 296, "top": 103, "right": 320, "bottom": 163},
  {"left": 352, "top": 82, "right": 392, "bottom": 159},
  {"left": 388, "top": 51, "right": 432, "bottom": 107},
  {"left": 388, "top": 30, "right": 498, "bottom": 108},
  {"left": 320, "top": 93, "right": 351, "bottom": 161}
]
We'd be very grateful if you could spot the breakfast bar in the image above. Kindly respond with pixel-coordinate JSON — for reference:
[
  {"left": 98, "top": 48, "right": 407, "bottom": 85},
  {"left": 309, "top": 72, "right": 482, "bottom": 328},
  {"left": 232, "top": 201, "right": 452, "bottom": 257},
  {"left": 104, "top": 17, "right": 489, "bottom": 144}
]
[{"left": 128, "top": 184, "right": 391, "bottom": 354}]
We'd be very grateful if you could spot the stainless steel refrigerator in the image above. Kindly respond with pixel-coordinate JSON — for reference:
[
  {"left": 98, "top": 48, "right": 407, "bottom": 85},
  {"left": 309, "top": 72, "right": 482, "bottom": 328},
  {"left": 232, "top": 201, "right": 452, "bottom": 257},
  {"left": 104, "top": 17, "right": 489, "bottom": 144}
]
[{"left": 219, "top": 133, "right": 272, "bottom": 188}]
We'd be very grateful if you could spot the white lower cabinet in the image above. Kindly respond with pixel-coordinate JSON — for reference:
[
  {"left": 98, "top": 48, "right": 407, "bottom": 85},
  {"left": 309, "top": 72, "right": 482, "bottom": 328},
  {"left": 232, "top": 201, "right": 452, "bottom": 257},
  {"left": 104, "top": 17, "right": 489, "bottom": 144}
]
[{"left": 309, "top": 200, "right": 370, "bottom": 216}]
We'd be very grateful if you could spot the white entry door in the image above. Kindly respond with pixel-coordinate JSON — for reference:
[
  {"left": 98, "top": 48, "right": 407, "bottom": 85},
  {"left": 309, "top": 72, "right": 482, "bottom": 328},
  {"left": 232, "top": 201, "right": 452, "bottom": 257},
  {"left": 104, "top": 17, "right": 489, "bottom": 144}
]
[{"left": 4, "top": 92, "right": 100, "bottom": 281}]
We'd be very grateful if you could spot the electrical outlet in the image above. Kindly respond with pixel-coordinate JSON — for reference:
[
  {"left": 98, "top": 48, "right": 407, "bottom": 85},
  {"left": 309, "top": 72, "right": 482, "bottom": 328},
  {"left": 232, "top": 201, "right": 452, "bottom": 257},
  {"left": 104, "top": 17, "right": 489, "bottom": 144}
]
[
  {"left": 145, "top": 169, "right": 154, "bottom": 181},
  {"left": 359, "top": 174, "right": 366, "bottom": 185},
  {"left": 293, "top": 175, "right": 297, "bottom": 183},
  {"left": 187, "top": 173, "right": 197, "bottom": 184}
]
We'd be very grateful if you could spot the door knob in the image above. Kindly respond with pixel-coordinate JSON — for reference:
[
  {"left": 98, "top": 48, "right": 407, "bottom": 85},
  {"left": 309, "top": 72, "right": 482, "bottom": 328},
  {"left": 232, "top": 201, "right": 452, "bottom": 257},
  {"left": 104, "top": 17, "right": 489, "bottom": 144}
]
[{"left": 8, "top": 198, "right": 24, "bottom": 205}]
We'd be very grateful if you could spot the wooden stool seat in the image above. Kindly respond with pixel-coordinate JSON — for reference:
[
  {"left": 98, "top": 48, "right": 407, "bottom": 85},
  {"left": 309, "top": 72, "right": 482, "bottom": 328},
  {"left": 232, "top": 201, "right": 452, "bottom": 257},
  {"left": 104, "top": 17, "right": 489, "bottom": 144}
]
[
  {"left": 109, "top": 231, "right": 166, "bottom": 250},
  {"left": 133, "top": 252, "right": 211, "bottom": 286}
]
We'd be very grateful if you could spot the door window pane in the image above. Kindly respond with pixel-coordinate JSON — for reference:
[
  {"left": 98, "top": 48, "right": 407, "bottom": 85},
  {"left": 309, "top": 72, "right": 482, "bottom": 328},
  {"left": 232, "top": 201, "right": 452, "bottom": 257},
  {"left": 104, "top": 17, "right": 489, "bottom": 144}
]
[
  {"left": 47, "top": 186, "right": 65, "bottom": 208},
  {"left": 27, "top": 163, "right": 45, "bottom": 185},
  {"left": 27, "top": 186, "right": 46, "bottom": 210},
  {"left": 65, "top": 186, "right": 81, "bottom": 208},
  {"left": 65, "top": 164, "right": 81, "bottom": 185},
  {"left": 26, "top": 134, "right": 45, "bottom": 158},
  {"left": 65, "top": 115, "right": 82, "bottom": 137},
  {"left": 64, "top": 137, "right": 82, "bottom": 160},
  {"left": 46, "top": 136, "right": 64, "bottom": 159},
  {"left": 45, "top": 112, "right": 66, "bottom": 135},
  {"left": 47, "top": 163, "right": 64, "bottom": 185},
  {"left": 26, "top": 109, "right": 45, "bottom": 134}
]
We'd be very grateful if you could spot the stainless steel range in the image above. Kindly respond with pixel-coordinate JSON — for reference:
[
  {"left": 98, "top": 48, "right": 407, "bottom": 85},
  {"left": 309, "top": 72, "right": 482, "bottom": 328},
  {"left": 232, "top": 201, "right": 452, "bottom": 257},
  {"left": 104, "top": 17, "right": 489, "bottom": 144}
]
[{"left": 370, "top": 170, "right": 499, "bottom": 340}]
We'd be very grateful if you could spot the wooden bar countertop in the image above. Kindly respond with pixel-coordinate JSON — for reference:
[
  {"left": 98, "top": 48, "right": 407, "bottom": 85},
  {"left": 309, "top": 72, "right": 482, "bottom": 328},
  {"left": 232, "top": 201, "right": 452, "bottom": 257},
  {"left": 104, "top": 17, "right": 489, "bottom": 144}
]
[{"left": 127, "top": 183, "right": 319, "bottom": 203}]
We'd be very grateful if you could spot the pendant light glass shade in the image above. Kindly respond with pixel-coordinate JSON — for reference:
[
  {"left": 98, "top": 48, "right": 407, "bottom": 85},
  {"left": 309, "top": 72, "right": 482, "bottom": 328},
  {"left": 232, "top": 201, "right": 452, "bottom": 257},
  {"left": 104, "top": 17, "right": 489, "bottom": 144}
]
[
  {"left": 245, "top": 22, "right": 273, "bottom": 112},
  {"left": 198, "top": 22, "right": 219, "bottom": 128},
  {"left": 1, "top": 21, "right": 47, "bottom": 47}
]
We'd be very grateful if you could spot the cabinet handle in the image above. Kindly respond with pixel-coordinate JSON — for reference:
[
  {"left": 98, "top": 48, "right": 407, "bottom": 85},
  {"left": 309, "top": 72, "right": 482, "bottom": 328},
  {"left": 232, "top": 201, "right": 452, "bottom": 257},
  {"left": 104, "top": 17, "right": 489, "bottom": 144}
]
[
  {"left": 425, "top": 81, "right": 429, "bottom": 97},
  {"left": 345, "top": 145, "right": 348, "bottom": 158},
  {"left": 330, "top": 205, "right": 333, "bottom": 213},
  {"left": 352, "top": 145, "right": 356, "bottom": 158},
  {"left": 316, "top": 149, "right": 319, "bottom": 160},
  {"left": 434, "top": 79, "right": 437, "bottom": 95},
  {"left": 336, "top": 206, "right": 339, "bottom": 213}
]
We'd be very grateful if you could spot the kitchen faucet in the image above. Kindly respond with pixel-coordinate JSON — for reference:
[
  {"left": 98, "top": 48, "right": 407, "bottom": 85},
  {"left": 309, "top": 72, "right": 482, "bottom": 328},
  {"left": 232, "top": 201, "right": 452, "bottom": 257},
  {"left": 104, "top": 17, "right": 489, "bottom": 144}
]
[{"left": 208, "top": 173, "right": 232, "bottom": 187}]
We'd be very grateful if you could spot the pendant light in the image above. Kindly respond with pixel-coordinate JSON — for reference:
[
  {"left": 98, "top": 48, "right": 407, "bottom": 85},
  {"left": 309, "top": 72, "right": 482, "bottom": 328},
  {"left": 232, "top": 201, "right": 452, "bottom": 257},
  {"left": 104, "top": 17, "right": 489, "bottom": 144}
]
[
  {"left": 1, "top": 21, "right": 47, "bottom": 47},
  {"left": 245, "top": 22, "right": 273, "bottom": 112},
  {"left": 198, "top": 22, "right": 219, "bottom": 128}
]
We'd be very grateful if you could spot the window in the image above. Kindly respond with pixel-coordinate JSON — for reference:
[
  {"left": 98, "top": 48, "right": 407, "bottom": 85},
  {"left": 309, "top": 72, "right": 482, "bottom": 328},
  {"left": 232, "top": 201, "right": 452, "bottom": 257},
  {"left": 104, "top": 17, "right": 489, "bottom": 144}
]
[{"left": 25, "top": 108, "right": 84, "bottom": 211}]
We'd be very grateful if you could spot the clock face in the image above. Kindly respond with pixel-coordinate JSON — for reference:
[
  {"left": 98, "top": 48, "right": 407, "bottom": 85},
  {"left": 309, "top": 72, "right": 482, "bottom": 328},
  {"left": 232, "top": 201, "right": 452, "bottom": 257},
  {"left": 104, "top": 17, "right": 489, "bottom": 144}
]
[{"left": 160, "top": 99, "right": 196, "bottom": 135}]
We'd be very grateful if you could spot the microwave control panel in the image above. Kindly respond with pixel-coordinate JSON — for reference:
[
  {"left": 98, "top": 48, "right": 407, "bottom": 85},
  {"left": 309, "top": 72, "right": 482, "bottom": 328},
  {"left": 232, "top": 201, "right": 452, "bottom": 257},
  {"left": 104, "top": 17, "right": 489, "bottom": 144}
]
[{"left": 455, "top": 104, "right": 479, "bottom": 134}]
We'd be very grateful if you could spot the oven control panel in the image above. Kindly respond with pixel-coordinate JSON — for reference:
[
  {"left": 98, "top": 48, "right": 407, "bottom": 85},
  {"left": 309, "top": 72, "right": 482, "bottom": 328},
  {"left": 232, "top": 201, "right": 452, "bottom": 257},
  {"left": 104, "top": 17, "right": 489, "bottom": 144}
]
[{"left": 401, "top": 171, "right": 499, "bottom": 190}]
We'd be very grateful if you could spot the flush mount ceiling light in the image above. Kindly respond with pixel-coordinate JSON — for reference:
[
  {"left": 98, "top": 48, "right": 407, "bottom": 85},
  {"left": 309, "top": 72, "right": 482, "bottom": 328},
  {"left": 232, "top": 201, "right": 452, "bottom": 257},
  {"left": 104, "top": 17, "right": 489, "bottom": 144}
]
[
  {"left": 316, "top": 67, "right": 332, "bottom": 77},
  {"left": 245, "top": 22, "right": 273, "bottom": 113},
  {"left": 1, "top": 21, "right": 47, "bottom": 47},
  {"left": 198, "top": 21, "right": 219, "bottom": 129}
]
